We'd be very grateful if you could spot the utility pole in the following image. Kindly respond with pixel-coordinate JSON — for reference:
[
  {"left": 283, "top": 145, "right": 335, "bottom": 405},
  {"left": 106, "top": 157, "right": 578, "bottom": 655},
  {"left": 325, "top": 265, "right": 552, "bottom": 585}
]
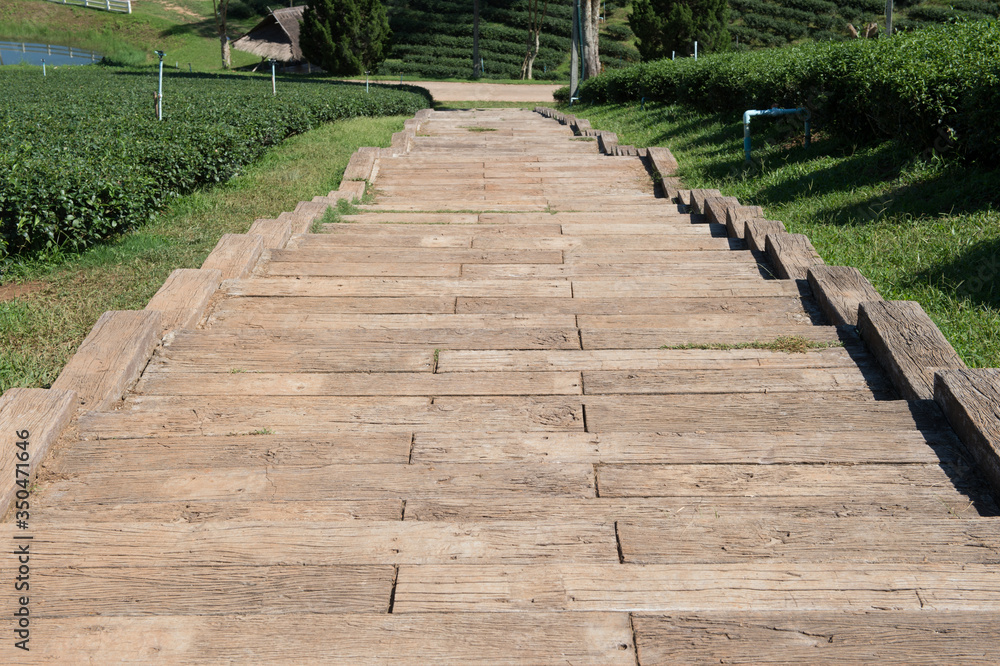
[
  {"left": 473, "top": 0, "right": 481, "bottom": 78},
  {"left": 885, "top": 0, "right": 893, "bottom": 36}
]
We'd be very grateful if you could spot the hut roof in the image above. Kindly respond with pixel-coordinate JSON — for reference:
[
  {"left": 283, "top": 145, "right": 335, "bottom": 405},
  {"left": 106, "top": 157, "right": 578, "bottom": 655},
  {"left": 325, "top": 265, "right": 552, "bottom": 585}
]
[{"left": 233, "top": 6, "right": 306, "bottom": 62}]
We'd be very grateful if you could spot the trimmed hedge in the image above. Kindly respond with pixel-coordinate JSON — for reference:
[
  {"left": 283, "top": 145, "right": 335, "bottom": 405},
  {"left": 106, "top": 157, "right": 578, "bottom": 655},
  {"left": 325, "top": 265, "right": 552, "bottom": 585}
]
[
  {"left": 566, "top": 21, "right": 1000, "bottom": 163},
  {"left": 0, "top": 67, "right": 430, "bottom": 261}
]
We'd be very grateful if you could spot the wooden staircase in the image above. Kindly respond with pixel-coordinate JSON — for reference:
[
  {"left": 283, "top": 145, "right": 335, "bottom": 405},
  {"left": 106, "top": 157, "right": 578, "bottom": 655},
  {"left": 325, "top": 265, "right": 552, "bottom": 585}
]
[{"left": 3, "top": 108, "right": 1000, "bottom": 662}]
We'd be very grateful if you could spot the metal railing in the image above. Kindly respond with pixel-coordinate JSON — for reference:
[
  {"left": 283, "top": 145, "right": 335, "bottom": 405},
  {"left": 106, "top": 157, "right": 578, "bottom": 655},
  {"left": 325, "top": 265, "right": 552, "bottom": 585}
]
[
  {"left": 44, "top": 0, "right": 131, "bottom": 13},
  {"left": 0, "top": 41, "right": 102, "bottom": 65}
]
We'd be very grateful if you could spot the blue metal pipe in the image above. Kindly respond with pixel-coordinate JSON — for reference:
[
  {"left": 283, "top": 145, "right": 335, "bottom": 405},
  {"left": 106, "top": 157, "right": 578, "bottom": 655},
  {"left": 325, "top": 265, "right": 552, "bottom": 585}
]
[{"left": 743, "top": 107, "right": 811, "bottom": 162}]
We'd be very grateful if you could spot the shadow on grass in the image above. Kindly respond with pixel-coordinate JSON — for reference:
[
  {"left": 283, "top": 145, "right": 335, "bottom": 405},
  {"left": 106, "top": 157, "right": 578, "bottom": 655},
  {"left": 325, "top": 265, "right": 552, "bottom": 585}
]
[{"left": 917, "top": 237, "right": 1000, "bottom": 311}]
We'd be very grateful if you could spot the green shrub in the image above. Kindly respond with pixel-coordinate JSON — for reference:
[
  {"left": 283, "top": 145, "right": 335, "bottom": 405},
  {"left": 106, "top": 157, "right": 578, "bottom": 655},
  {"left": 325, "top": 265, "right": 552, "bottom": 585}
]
[
  {"left": 576, "top": 21, "right": 1000, "bottom": 162},
  {"left": 0, "top": 67, "right": 430, "bottom": 261}
]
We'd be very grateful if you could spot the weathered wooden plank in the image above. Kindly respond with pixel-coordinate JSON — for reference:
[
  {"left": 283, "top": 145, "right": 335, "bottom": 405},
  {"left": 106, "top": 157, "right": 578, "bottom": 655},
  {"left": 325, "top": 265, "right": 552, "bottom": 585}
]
[
  {"left": 858, "top": 300, "right": 965, "bottom": 400},
  {"left": 598, "top": 462, "right": 982, "bottom": 499},
  {"left": 457, "top": 296, "right": 819, "bottom": 317},
  {"left": 571, "top": 279, "right": 804, "bottom": 298},
  {"left": 436, "top": 347, "right": 864, "bottom": 372},
  {"left": 744, "top": 219, "right": 787, "bottom": 253},
  {"left": 322, "top": 222, "right": 563, "bottom": 236},
  {"left": 79, "top": 396, "right": 586, "bottom": 436},
  {"left": 471, "top": 235, "right": 739, "bottom": 251},
  {"left": 689, "top": 188, "right": 724, "bottom": 214},
  {"left": 200, "top": 233, "right": 264, "bottom": 280},
  {"left": 342, "top": 146, "right": 378, "bottom": 181},
  {"left": 50, "top": 432, "right": 411, "bottom": 472},
  {"left": 461, "top": 263, "right": 765, "bottom": 279},
  {"left": 563, "top": 250, "right": 757, "bottom": 264},
  {"left": 703, "top": 196, "right": 741, "bottom": 226},
  {"left": 51, "top": 310, "right": 161, "bottom": 410},
  {"left": 582, "top": 394, "right": 947, "bottom": 433},
  {"left": 30, "top": 613, "right": 635, "bottom": 664},
  {"left": 247, "top": 218, "right": 293, "bottom": 249},
  {"left": 37, "top": 463, "right": 596, "bottom": 503},
  {"left": 31, "top": 565, "right": 394, "bottom": 617},
  {"left": 808, "top": 265, "right": 884, "bottom": 327},
  {"left": 0, "top": 388, "right": 76, "bottom": 516},
  {"left": 294, "top": 232, "right": 474, "bottom": 248},
  {"left": 579, "top": 313, "right": 815, "bottom": 328},
  {"left": 404, "top": 491, "right": 985, "bottom": 522},
  {"left": 212, "top": 296, "right": 455, "bottom": 315},
  {"left": 336, "top": 179, "right": 366, "bottom": 201},
  {"left": 647, "top": 146, "right": 679, "bottom": 178},
  {"left": 558, "top": 223, "right": 722, "bottom": 236},
  {"left": 580, "top": 325, "right": 843, "bottom": 348},
  {"left": 136, "top": 371, "right": 583, "bottom": 396},
  {"left": 225, "top": 277, "right": 573, "bottom": 298},
  {"left": 12, "top": 520, "right": 617, "bottom": 566},
  {"left": 145, "top": 268, "right": 222, "bottom": 332},
  {"left": 205, "top": 313, "right": 575, "bottom": 330},
  {"left": 582, "top": 368, "right": 888, "bottom": 395},
  {"left": 36, "top": 499, "right": 404, "bottom": 523},
  {"left": 618, "top": 517, "right": 1000, "bottom": 564},
  {"left": 266, "top": 261, "right": 462, "bottom": 278},
  {"left": 934, "top": 368, "right": 1000, "bottom": 496},
  {"left": 633, "top": 612, "right": 1000, "bottom": 665},
  {"left": 339, "top": 213, "right": 481, "bottom": 224},
  {"left": 409, "top": 430, "right": 959, "bottom": 465},
  {"left": 270, "top": 248, "right": 564, "bottom": 264},
  {"left": 726, "top": 205, "right": 766, "bottom": 239},
  {"left": 765, "top": 232, "right": 825, "bottom": 280},
  {"left": 391, "top": 562, "right": 1000, "bottom": 612},
  {"left": 149, "top": 339, "right": 434, "bottom": 373}
]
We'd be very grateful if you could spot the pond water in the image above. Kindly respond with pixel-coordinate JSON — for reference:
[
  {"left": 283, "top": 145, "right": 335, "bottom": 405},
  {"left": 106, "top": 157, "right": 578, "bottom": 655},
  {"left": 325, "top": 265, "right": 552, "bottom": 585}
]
[{"left": 0, "top": 40, "right": 101, "bottom": 67}]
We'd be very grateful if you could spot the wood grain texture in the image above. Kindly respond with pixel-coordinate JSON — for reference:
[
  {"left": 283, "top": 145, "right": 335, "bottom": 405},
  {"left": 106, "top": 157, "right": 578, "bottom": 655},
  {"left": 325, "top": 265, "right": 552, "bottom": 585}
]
[
  {"left": 209, "top": 296, "right": 456, "bottom": 315},
  {"left": 689, "top": 188, "right": 724, "bottom": 214},
  {"left": 580, "top": 325, "right": 842, "bottom": 349},
  {"left": 703, "top": 196, "right": 741, "bottom": 226},
  {"left": 582, "top": 367, "right": 888, "bottom": 395},
  {"left": 457, "top": 296, "right": 818, "bottom": 317},
  {"left": 765, "top": 232, "right": 824, "bottom": 280},
  {"left": 225, "top": 277, "right": 572, "bottom": 298},
  {"left": 744, "top": 219, "right": 787, "bottom": 253},
  {"left": 617, "top": 517, "right": 1000, "bottom": 563},
  {"left": 51, "top": 310, "right": 161, "bottom": 410},
  {"left": 29, "top": 613, "right": 635, "bottom": 664},
  {"left": 205, "top": 313, "right": 576, "bottom": 330},
  {"left": 12, "top": 520, "right": 617, "bottom": 566},
  {"left": 342, "top": 146, "right": 378, "bottom": 182},
  {"left": 247, "top": 218, "right": 293, "bottom": 249},
  {"left": 200, "top": 233, "right": 264, "bottom": 280},
  {"left": 336, "top": 179, "right": 367, "bottom": 200},
  {"left": 38, "top": 463, "right": 596, "bottom": 503},
  {"left": 271, "top": 248, "right": 564, "bottom": 264},
  {"left": 136, "top": 371, "right": 583, "bottom": 396},
  {"left": 31, "top": 565, "right": 394, "bottom": 617},
  {"left": 409, "top": 430, "right": 959, "bottom": 465},
  {"left": 391, "top": 562, "right": 1000, "bottom": 612},
  {"left": 48, "top": 432, "right": 413, "bottom": 472},
  {"left": 0, "top": 388, "right": 76, "bottom": 516},
  {"left": 858, "top": 300, "right": 965, "bottom": 400},
  {"left": 582, "top": 393, "right": 947, "bottom": 433},
  {"left": 934, "top": 368, "right": 1000, "bottom": 496},
  {"left": 808, "top": 265, "right": 883, "bottom": 326},
  {"left": 145, "top": 268, "right": 222, "bottom": 332},
  {"left": 79, "top": 396, "right": 586, "bottom": 436},
  {"left": 726, "top": 205, "right": 766, "bottom": 239},
  {"left": 647, "top": 146, "right": 679, "bottom": 178},
  {"left": 632, "top": 612, "right": 1000, "bottom": 664}
]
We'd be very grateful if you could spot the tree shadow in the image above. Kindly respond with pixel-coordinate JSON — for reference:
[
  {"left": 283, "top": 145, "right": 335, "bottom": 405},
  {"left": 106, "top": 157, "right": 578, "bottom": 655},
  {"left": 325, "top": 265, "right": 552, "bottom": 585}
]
[
  {"left": 160, "top": 20, "right": 219, "bottom": 40},
  {"left": 916, "top": 236, "right": 1000, "bottom": 312}
]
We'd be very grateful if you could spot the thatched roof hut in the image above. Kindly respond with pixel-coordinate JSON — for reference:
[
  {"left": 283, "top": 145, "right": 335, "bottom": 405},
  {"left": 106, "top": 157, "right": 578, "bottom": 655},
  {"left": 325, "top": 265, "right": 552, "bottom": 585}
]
[{"left": 233, "top": 6, "right": 306, "bottom": 63}]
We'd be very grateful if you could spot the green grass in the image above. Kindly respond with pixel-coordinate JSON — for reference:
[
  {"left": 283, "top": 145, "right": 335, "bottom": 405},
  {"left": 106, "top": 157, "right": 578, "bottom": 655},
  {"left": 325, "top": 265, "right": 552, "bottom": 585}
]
[
  {"left": 0, "top": 115, "right": 407, "bottom": 392},
  {"left": 567, "top": 101, "right": 1000, "bottom": 367}
]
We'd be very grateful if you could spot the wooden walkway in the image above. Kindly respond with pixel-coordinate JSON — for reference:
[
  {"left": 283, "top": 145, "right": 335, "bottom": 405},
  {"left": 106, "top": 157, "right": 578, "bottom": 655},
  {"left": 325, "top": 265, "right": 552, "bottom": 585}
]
[{"left": 8, "top": 108, "right": 1000, "bottom": 662}]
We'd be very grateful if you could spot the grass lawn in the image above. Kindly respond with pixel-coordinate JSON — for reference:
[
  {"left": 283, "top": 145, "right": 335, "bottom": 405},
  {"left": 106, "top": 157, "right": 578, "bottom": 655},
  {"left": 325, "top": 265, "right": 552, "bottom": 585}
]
[
  {"left": 565, "top": 101, "right": 1000, "bottom": 367},
  {"left": 0, "top": 115, "right": 407, "bottom": 392}
]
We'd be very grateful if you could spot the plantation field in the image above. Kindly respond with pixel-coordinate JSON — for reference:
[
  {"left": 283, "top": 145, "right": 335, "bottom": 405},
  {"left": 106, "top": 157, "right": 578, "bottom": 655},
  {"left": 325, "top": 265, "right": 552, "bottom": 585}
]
[
  {"left": 563, "top": 102, "right": 1000, "bottom": 367},
  {"left": 0, "top": 66, "right": 430, "bottom": 263}
]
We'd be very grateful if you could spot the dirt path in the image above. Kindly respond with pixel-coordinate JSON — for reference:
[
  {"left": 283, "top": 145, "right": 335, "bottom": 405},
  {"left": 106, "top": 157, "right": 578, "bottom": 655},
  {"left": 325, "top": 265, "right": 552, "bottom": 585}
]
[{"left": 405, "top": 80, "right": 560, "bottom": 102}]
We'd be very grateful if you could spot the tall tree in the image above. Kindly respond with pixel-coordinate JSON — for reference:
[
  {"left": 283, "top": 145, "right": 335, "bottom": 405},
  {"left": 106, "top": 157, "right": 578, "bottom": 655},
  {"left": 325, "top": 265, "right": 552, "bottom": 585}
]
[
  {"left": 581, "top": 0, "right": 600, "bottom": 78},
  {"left": 212, "top": 0, "right": 232, "bottom": 69},
  {"left": 300, "top": 0, "right": 391, "bottom": 75},
  {"left": 520, "top": 0, "right": 550, "bottom": 80},
  {"left": 630, "top": 0, "right": 729, "bottom": 59}
]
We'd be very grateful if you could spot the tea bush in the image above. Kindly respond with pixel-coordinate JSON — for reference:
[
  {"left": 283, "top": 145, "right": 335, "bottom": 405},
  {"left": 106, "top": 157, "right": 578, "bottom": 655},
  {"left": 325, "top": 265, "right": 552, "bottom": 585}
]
[
  {"left": 566, "top": 21, "right": 1000, "bottom": 163},
  {"left": 0, "top": 67, "right": 430, "bottom": 261}
]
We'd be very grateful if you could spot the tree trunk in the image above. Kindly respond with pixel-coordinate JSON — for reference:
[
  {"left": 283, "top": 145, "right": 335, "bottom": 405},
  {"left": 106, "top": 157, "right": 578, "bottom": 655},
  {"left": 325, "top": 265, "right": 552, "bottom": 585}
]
[
  {"left": 473, "top": 0, "right": 481, "bottom": 78},
  {"left": 526, "top": 31, "right": 539, "bottom": 80},
  {"left": 220, "top": 34, "right": 231, "bottom": 69},
  {"left": 580, "top": 0, "right": 600, "bottom": 78}
]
